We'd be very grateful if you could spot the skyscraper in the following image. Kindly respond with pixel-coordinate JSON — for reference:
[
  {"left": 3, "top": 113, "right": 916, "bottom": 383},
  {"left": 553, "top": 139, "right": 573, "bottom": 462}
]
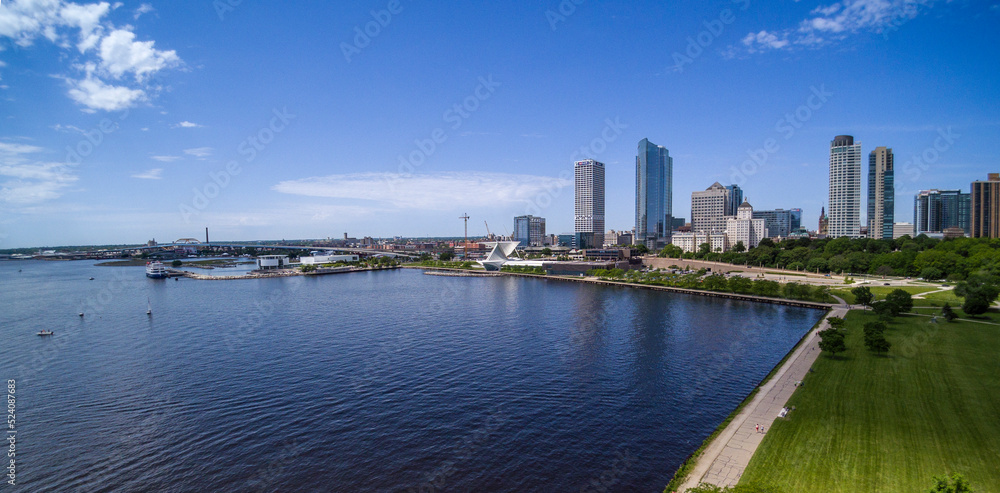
[
  {"left": 513, "top": 215, "right": 546, "bottom": 247},
  {"left": 635, "top": 138, "right": 673, "bottom": 250},
  {"left": 789, "top": 208, "right": 803, "bottom": 231},
  {"left": 691, "top": 182, "right": 730, "bottom": 233},
  {"left": 752, "top": 209, "right": 793, "bottom": 238},
  {"left": 914, "top": 189, "right": 970, "bottom": 235},
  {"left": 725, "top": 185, "right": 743, "bottom": 217},
  {"left": 971, "top": 173, "right": 1000, "bottom": 238},
  {"left": 867, "top": 147, "right": 895, "bottom": 239},
  {"left": 575, "top": 159, "right": 605, "bottom": 249},
  {"left": 828, "top": 135, "right": 862, "bottom": 238}
]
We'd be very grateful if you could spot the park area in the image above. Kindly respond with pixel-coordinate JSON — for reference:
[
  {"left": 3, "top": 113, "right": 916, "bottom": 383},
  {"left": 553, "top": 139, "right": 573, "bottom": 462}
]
[{"left": 738, "top": 309, "right": 1000, "bottom": 492}]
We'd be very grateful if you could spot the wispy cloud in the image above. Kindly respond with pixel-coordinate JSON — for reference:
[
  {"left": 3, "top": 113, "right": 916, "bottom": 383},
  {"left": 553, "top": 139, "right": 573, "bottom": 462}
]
[
  {"left": 0, "top": 0, "right": 181, "bottom": 111},
  {"left": 272, "top": 172, "right": 572, "bottom": 211},
  {"left": 131, "top": 168, "right": 163, "bottom": 180},
  {"left": 134, "top": 3, "right": 154, "bottom": 19},
  {"left": 0, "top": 143, "right": 77, "bottom": 204},
  {"left": 151, "top": 155, "right": 181, "bottom": 162},
  {"left": 737, "top": 0, "right": 937, "bottom": 55},
  {"left": 184, "top": 147, "right": 213, "bottom": 158},
  {"left": 172, "top": 121, "right": 203, "bottom": 128}
]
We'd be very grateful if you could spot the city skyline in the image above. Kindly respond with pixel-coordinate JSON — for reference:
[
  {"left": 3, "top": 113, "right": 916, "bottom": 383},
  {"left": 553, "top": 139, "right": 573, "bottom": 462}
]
[{"left": 1, "top": 1, "right": 999, "bottom": 248}]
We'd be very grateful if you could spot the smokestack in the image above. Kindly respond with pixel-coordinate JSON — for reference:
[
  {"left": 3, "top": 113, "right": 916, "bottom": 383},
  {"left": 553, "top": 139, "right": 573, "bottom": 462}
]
[{"left": 206, "top": 227, "right": 209, "bottom": 244}]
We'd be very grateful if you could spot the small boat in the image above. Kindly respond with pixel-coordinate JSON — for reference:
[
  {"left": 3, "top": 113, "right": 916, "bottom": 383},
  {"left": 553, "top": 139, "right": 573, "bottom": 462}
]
[
  {"left": 78, "top": 312, "right": 84, "bottom": 317},
  {"left": 89, "top": 277, "right": 95, "bottom": 280},
  {"left": 37, "top": 330, "right": 54, "bottom": 336},
  {"left": 147, "top": 298, "right": 152, "bottom": 316}
]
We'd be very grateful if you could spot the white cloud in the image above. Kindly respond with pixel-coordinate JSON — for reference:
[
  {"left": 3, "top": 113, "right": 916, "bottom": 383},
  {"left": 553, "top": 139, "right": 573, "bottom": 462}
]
[
  {"left": 66, "top": 73, "right": 145, "bottom": 111},
  {"left": 150, "top": 155, "right": 181, "bottom": 162},
  {"left": 272, "top": 172, "right": 573, "bottom": 211},
  {"left": 134, "top": 3, "right": 153, "bottom": 19},
  {"left": 131, "top": 167, "right": 162, "bottom": 179},
  {"left": 0, "top": 1, "right": 181, "bottom": 111},
  {"left": 739, "top": 0, "right": 938, "bottom": 54},
  {"left": 173, "top": 121, "right": 203, "bottom": 128},
  {"left": 98, "top": 28, "right": 179, "bottom": 82},
  {"left": 184, "top": 147, "right": 213, "bottom": 158},
  {"left": 0, "top": 143, "right": 78, "bottom": 204},
  {"left": 0, "top": 142, "right": 45, "bottom": 154}
]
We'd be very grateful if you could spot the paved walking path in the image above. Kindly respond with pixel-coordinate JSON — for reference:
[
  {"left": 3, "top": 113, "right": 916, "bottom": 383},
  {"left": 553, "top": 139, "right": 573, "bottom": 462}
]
[{"left": 677, "top": 302, "right": 849, "bottom": 492}]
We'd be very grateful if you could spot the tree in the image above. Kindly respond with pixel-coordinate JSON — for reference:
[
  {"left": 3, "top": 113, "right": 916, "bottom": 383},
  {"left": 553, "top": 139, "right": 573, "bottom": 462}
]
[
  {"left": 876, "top": 264, "right": 894, "bottom": 278},
  {"left": 926, "top": 472, "right": 975, "bottom": 493},
  {"left": 758, "top": 237, "right": 776, "bottom": 249},
  {"left": 660, "top": 244, "right": 683, "bottom": 258},
  {"left": 171, "top": 260, "right": 183, "bottom": 267},
  {"left": 955, "top": 274, "right": 1000, "bottom": 316},
  {"left": 634, "top": 244, "right": 649, "bottom": 255},
  {"left": 941, "top": 303, "right": 958, "bottom": 322},
  {"left": 851, "top": 286, "right": 874, "bottom": 309},
  {"left": 439, "top": 251, "right": 455, "bottom": 261},
  {"left": 872, "top": 300, "right": 895, "bottom": 321},
  {"left": 863, "top": 321, "right": 887, "bottom": 336},
  {"left": 751, "top": 279, "right": 780, "bottom": 297},
  {"left": 697, "top": 242, "right": 712, "bottom": 257},
  {"left": 864, "top": 330, "right": 891, "bottom": 355},
  {"left": 818, "top": 329, "right": 846, "bottom": 357},
  {"left": 541, "top": 247, "right": 552, "bottom": 256},
  {"left": 733, "top": 241, "right": 746, "bottom": 253},
  {"left": 827, "top": 317, "right": 846, "bottom": 330},
  {"left": 728, "top": 275, "right": 753, "bottom": 294},
  {"left": 885, "top": 289, "right": 914, "bottom": 314}
]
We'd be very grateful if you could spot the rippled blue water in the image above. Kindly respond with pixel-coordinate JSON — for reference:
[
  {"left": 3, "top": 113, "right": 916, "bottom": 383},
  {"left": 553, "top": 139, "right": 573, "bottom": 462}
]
[{"left": 0, "top": 260, "right": 823, "bottom": 492}]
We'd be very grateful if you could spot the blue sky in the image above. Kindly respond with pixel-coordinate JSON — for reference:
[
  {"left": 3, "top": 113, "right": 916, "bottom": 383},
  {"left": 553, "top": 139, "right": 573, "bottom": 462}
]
[{"left": 1, "top": 0, "right": 998, "bottom": 248}]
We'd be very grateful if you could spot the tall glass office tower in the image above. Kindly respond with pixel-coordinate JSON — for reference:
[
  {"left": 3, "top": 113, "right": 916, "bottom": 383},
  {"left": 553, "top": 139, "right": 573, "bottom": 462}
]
[
  {"left": 867, "top": 147, "right": 894, "bottom": 239},
  {"left": 635, "top": 138, "right": 673, "bottom": 250}
]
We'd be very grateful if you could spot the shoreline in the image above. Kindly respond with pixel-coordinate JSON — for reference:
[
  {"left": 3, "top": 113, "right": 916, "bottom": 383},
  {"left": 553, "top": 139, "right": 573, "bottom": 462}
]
[
  {"left": 671, "top": 304, "right": 848, "bottom": 492},
  {"left": 413, "top": 264, "right": 835, "bottom": 491},
  {"left": 411, "top": 266, "right": 831, "bottom": 310}
]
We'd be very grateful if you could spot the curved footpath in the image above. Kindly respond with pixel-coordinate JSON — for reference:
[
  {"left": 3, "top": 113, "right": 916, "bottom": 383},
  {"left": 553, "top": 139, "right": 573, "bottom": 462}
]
[{"left": 676, "top": 299, "right": 850, "bottom": 492}]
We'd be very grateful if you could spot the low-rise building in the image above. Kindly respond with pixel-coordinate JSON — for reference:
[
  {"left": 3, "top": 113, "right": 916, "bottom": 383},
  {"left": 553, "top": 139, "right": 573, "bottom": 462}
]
[
  {"left": 671, "top": 231, "right": 728, "bottom": 253},
  {"left": 299, "top": 254, "right": 359, "bottom": 265}
]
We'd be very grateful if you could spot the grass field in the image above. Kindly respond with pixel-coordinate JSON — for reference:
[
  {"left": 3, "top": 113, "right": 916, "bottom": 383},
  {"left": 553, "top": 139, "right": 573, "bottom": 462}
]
[
  {"left": 830, "top": 286, "right": 938, "bottom": 304},
  {"left": 740, "top": 310, "right": 1000, "bottom": 493}
]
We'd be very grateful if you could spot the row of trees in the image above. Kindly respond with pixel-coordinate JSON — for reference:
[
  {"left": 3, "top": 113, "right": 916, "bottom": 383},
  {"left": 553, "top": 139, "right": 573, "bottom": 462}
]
[
  {"left": 585, "top": 268, "right": 832, "bottom": 303},
  {"left": 659, "top": 235, "right": 1000, "bottom": 281}
]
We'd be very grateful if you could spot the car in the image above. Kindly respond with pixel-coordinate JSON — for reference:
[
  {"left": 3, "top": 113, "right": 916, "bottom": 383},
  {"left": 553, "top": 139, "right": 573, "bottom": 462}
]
[
  {"left": 884, "top": 283, "right": 891, "bottom": 286},
  {"left": 941, "top": 284, "right": 950, "bottom": 287}
]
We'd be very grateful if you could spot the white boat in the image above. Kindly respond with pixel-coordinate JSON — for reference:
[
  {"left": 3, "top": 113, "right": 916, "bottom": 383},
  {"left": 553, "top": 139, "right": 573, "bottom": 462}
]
[
  {"left": 37, "top": 330, "right": 53, "bottom": 336},
  {"left": 146, "top": 261, "right": 168, "bottom": 279}
]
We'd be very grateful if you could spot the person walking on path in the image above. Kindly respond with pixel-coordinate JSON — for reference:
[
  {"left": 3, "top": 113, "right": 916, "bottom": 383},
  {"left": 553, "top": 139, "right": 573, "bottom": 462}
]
[{"left": 755, "top": 424, "right": 759, "bottom": 433}]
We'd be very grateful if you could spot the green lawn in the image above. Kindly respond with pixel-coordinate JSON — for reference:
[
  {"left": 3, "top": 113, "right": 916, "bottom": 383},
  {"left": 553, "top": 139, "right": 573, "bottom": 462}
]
[
  {"left": 740, "top": 311, "right": 1000, "bottom": 493},
  {"left": 830, "top": 286, "right": 937, "bottom": 304}
]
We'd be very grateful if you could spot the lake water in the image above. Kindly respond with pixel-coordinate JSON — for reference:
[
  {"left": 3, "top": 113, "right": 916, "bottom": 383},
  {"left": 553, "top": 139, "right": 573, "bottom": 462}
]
[{"left": 0, "top": 260, "right": 823, "bottom": 492}]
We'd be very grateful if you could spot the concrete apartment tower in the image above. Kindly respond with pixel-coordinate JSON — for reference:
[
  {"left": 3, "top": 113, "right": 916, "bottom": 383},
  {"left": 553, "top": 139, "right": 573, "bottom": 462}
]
[
  {"left": 828, "top": 135, "right": 862, "bottom": 238},
  {"left": 971, "top": 173, "right": 1000, "bottom": 238},
  {"left": 635, "top": 138, "right": 673, "bottom": 250},
  {"left": 867, "top": 146, "right": 895, "bottom": 239},
  {"left": 575, "top": 159, "right": 605, "bottom": 249},
  {"left": 691, "top": 182, "right": 730, "bottom": 233}
]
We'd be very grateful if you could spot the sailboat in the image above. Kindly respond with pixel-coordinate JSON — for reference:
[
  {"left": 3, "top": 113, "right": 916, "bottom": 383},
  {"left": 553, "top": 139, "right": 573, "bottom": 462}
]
[{"left": 146, "top": 298, "right": 152, "bottom": 316}]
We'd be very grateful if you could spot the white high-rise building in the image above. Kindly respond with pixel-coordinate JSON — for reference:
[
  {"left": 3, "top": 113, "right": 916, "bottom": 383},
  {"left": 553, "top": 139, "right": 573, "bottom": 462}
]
[
  {"left": 726, "top": 200, "right": 768, "bottom": 250},
  {"left": 829, "top": 135, "right": 862, "bottom": 238},
  {"left": 575, "top": 159, "right": 605, "bottom": 248}
]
